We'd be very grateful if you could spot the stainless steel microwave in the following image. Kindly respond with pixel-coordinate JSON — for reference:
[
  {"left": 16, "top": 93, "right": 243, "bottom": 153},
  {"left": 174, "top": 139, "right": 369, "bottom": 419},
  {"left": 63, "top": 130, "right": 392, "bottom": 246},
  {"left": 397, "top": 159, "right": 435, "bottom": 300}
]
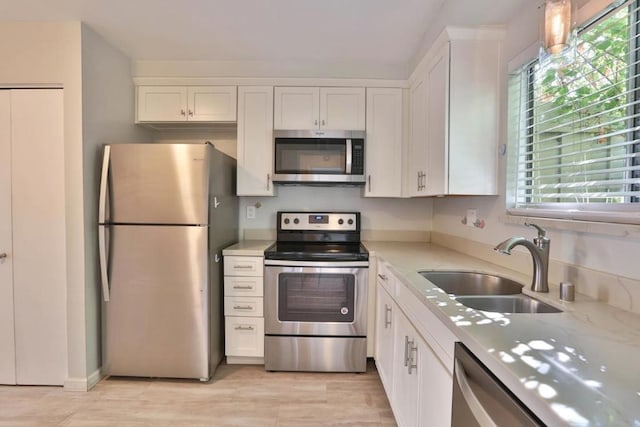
[{"left": 272, "top": 130, "right": 365, "bottom": 184}]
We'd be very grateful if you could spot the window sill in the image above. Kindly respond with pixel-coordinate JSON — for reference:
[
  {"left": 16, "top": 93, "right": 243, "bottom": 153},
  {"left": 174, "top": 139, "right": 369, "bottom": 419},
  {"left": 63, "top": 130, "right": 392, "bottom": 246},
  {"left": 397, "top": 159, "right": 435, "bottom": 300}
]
[{"left": 501, "top": 210, "right": 640, "bottom": 239}]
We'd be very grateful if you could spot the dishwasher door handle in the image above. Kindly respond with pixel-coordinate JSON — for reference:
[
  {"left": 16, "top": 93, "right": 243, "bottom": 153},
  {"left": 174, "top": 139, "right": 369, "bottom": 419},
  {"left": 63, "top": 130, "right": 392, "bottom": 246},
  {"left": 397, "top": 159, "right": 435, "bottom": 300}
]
[{"left": 454, "top": 358, "right": 498, "bottom": 427}]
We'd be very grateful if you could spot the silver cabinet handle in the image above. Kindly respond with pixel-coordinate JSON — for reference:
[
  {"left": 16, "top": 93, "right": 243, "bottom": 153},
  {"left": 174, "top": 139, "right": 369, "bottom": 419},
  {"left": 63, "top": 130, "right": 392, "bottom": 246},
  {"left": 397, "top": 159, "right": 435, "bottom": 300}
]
[
  {"left": 417, "top": 171, "right": 421, "bottom": 191},
  {"left": 188, "top": 110, "right": 193, "bottom": 116},
  {"left": 235, "top": 325, "right": 255, "bottom": 331},
  {"left": 454, "top": 359, "right": 498, "bottom": 427},
  {"left": 314, "top": 119, "right": 318, "bottom": 126},
  {"left": 233, "top": 305, "right": 254, "bottom": 310},
  {"left": 181, "top": 109, "right": 186, "bottom": 116},
  {"left": 233, "top": 285, "right": 254, "bottom": 290},
  {"left": 233, "top": 265, "right": 253, "bottom": 269},
  {"left": 377, "top": 273, "right": 387, "bottom": 281},
  {"left": 384, "top": 304, "right": 392, "bottom": 328},
  {"left": 0, "top": 253, "right": 7, "bottom": 261},
  {"left": 408, "top": 341, "right": 418, "bottom": 374},
  {"left": 321, "top": 119, "right": 325, "bottom": 126},
  {"left": 368, "top": 175, "right": 371, "bottom": 192},
  {"left": 267, "top": 173, "right": 270, "bottom": 191},
  {"left": 404, "top": 336, "right": 410, "bottom": 367}
]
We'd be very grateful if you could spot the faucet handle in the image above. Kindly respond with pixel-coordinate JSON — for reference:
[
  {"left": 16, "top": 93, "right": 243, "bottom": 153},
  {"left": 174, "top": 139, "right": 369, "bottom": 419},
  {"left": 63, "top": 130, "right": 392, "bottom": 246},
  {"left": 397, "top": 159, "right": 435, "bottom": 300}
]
[{"left": 525, "top": 222, "right": 547, "bottom": 238}]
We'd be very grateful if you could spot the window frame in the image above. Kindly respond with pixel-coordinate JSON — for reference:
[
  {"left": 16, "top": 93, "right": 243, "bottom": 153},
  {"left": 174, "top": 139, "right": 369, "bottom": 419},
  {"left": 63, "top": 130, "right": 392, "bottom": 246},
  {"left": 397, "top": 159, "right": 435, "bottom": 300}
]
[{"left": 507, "top": 0, "right": 640, "bottom": 225}]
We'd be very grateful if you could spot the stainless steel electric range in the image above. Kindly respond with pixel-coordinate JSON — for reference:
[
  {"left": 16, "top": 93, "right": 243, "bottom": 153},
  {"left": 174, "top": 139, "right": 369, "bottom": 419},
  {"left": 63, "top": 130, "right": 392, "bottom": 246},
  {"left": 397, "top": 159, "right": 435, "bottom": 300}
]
[{"left": 263, "top": 212, "right": 369, "bottom": 372}]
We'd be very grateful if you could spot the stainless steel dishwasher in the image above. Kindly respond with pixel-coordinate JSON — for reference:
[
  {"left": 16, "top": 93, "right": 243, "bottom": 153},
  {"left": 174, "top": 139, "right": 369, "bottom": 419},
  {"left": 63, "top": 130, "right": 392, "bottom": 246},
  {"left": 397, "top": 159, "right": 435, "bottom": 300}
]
[{"left": 452, "top": 342, "right": 544, "bottom": 426}]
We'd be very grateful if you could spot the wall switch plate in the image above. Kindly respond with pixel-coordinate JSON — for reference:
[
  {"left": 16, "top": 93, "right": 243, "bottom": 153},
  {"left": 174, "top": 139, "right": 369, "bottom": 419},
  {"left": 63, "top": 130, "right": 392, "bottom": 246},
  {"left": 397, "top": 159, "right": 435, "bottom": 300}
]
[
  {"left": 466, "top": 209, "right": 477, "bottom": 227},
  {"left": 246, "top": 206, "right": 256, "bottom": 219}
]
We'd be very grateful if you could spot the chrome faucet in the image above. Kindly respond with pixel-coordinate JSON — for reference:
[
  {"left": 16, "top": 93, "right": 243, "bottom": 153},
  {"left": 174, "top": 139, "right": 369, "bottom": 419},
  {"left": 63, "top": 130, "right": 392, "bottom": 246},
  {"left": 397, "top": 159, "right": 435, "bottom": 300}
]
[{"left": 494, "top": 223, "right": 550, "bottom": 293}]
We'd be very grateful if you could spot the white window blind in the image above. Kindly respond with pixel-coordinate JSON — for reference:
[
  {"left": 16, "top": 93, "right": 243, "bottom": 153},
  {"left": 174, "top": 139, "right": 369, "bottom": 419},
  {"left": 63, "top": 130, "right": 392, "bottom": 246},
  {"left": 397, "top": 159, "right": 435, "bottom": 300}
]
[{"left": 508, "top": 0, "right": 640, "bottom": 223}]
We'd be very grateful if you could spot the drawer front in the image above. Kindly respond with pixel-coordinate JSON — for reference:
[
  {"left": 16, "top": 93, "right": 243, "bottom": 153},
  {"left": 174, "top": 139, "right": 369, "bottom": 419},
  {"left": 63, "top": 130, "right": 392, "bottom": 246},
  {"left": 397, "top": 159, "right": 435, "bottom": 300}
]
[
  {"left": 225, "top": 317, "right": 264, "bottom": 357},
  {"left": 224, "top": 256, "right": 263, "bottom": 277},
  {"left": 224, "top": 276, "right": 264, "bottom": 297},
  {"left": 224, "top": 297, "right": 264, "bottom": 317}
]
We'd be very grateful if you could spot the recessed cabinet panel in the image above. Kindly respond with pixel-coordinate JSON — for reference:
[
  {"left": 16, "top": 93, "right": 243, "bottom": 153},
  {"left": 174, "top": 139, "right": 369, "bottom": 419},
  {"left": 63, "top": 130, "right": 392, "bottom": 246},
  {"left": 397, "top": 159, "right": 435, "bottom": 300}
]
[
  {"left": 274, "top": 87, "right": 320, "bottom": 130},
  {"left": 320, "top": 87, "right": 366, "bottom": 131},
  {"left": 365, "top": 88, "right": 403, "bottom": 197},
  {"left": 189, "top": 86, "right": 237, "bottom": 122},
  {"left": 137, "top": 86, "right": 188, "bottom": 122},
  {"left": 237, "top": 86, "right": 274, "bottom": 196},
  {"left": 225, "top": 317, "right": 264, "bottom": 357}
]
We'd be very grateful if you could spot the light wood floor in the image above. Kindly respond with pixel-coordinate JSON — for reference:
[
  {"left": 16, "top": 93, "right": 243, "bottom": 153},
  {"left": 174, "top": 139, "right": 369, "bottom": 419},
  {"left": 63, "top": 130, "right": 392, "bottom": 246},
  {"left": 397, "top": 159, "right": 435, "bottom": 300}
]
[{"left": 0, "top": 360, "right": 396, "bottom": 426}]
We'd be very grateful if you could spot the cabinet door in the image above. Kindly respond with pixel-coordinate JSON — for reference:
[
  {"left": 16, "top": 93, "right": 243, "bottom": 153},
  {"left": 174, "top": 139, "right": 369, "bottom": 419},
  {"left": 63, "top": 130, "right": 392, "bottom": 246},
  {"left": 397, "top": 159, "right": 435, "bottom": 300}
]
[
  {"left": 365, "top": 88, "right": 403, "bottom": 197},
  {"left": 409, "top": 74, "right": 428, "bottom": 196},
  {"left": 320, "top": 87, "right": 366, "bottom": 131},
  {"left": 375, "top": 282, "right": 396, "bottom": 398},
  {"left": 417, "top": 339, "right": 453, "bottom": 427},
  {"left": 274, "top": 87, "right": 319, "bottom": 130},
  {"left": 0, "top": 91, "right": 15, "bottom": 385},
  {"left": 137, "top": 86, "right": 188, "bottom": 122},
  {"left": 187, "top": 86, "right": 237, "bottom": 122},
  {"left": 225, "top": 317, "right": 265, "bottom": 357},
  {"left": 424, "top": 43, "right": 450, "bottom": 196},
  {"left": 237, "top": 86, "right": 274, "bottom": 196},
  {"left": 392, "top": 311, "right": 420, "bottom": 427}
]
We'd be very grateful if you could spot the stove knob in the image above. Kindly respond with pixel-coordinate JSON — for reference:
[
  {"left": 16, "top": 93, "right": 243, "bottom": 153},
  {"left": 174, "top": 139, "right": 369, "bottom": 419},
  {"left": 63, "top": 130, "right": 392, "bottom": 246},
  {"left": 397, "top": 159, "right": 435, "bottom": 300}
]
[
  {"left": 338, "top": 219, "right": 344, "bottom": 225},
  {"left": 348, "top": 219, "right": 354, "bottom": 225},
  {"left": 284, "top": 218, "right": 290, "bottom": 225},
  {"left": 293, "top": 218, "right": 300, "bottom": 225}
]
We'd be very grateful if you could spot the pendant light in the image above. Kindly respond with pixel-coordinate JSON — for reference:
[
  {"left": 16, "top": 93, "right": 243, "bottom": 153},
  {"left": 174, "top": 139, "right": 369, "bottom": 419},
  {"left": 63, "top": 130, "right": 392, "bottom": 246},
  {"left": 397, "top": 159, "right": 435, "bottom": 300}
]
[{"left": 540, "top": 0, "right": 578, "bottom": 65}]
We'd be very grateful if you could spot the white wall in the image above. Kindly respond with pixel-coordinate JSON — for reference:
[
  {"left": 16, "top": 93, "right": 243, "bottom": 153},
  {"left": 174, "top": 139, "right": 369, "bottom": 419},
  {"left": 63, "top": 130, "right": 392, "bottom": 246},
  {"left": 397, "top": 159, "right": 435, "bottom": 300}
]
[
  {"left": 81, "top": 24, "right": 151, "bottom": 380},
  {"left": 431, "top": 1, "right": 640, "bottom": 282},
  {"left": 0, "top": 22, "right": 86, "bottom": 386}
]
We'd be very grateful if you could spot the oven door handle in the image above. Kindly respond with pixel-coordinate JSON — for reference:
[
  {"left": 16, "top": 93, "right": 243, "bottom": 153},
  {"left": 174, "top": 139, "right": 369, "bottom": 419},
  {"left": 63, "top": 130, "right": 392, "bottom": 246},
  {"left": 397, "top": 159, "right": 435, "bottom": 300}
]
[{"left": 264, "top": 259, "right": 369, "bottom": 268}]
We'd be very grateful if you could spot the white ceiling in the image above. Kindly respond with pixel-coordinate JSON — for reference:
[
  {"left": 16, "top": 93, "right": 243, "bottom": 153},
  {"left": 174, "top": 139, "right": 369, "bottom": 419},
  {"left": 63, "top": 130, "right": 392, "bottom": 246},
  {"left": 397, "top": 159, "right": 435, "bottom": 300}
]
[{"left": 0, "top": 0, "right": 529, "bottom": 69}]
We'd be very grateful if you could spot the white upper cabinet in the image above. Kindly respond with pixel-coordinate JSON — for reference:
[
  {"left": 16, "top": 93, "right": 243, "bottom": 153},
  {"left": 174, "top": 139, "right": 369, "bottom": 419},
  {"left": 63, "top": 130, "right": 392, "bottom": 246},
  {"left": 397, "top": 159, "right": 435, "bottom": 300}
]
[
  {"left": 136, "top": 86, "right": 237, "bottom": 123},
  {"left": 236, "top": 86, "right": 275, "bottom": 196},
  {"left": 365, "top": 88, "right": 404, "bottom": 198},
  {"left": 409, "top": 28, "right": 502, "bottom": 196},
  {"left": 274, "top": 86, "right": 365, "bottom": 130}
]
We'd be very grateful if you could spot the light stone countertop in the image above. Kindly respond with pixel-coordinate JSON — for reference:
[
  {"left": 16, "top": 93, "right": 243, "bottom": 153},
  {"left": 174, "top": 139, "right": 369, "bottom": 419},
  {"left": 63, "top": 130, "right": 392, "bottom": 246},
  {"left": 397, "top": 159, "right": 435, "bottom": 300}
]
[
  {"left": 222, "top": 240, "right": 273, "bottom": 256},
  {"left": 363, "top": 241, "right": 640, "bottom": 427}
]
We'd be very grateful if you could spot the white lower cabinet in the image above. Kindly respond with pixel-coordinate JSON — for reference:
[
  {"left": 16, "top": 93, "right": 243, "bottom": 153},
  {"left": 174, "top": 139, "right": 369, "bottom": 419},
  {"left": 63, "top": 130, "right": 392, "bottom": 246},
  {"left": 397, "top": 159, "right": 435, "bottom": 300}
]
[
  {"left": 375, "top": 261, "right": 453, "bottom": 426},
  {"left": 223, "top": 255, "right": 265, "bottom": 362}
]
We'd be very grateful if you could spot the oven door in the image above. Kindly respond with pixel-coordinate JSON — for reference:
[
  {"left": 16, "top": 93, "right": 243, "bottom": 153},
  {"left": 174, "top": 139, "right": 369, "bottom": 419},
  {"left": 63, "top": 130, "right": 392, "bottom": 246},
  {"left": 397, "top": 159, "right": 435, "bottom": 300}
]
[{"left": 264, "top": 261, "right": 368, "bottom": 337}]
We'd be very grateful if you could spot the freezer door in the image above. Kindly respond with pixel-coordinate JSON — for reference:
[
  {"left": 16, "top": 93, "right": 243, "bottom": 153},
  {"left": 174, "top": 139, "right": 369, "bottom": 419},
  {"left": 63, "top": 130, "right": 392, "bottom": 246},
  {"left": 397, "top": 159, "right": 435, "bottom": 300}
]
[
  {"left": 105, "top": 225, "right": 210, "bottom": 380},
  {"left": 107, "top": 143, "right": 210, "bottom": 224}
]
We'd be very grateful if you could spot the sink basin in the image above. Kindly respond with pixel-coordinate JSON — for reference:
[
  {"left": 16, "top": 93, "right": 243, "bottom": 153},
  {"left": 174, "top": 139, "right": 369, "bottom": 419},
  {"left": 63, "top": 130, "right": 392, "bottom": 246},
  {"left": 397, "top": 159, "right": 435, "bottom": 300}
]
[
  {"left": 455, "top": 295, "right": 562, "bottom": 314},
  {"left": 419, "top": 271, "right": 523, "bottom": 295}
]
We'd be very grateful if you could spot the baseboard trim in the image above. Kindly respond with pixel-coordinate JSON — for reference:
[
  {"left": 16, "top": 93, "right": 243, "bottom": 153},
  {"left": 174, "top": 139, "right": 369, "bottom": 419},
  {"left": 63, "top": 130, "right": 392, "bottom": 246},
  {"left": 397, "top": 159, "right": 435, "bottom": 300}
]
[
  {"left": 63, "top": 368, "right": 103, "bottom": 392},
  {"left": 226, "top": 356, "right": 264, "bottom": 365}
]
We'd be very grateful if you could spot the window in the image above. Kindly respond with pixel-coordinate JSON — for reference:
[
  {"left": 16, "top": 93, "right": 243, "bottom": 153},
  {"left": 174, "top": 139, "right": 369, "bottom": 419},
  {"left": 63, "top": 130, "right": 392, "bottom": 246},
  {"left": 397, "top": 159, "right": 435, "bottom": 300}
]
[{"left": 508, "top": 0, "right": 640, "bottom": 224}]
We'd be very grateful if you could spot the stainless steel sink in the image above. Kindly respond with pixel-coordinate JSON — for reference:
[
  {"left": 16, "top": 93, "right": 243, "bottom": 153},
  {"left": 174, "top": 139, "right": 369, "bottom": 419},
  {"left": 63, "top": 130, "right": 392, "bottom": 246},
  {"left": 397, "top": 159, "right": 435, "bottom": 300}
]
[
  {"left": 455, "top": 295, "right": 562, "bottom": 314},
  {"left": 419, "top": 271, "right": 523, "bottom": 295}
]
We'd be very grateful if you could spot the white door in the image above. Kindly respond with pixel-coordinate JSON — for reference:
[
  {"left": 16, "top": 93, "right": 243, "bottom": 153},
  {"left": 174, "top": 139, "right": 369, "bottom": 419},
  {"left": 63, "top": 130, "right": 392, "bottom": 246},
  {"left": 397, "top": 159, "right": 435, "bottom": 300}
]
[
  {"left": 237, "top": 86, "right": 275, "bottom": 196},
  {"left": 425, "top": 43, "right": 450, "bottom": 196},
  {"left": 11, "top": 89, "right": 66, "bottom": 385},
  {"left": 392, "top": 312, "right": 420, "bottom": 427},
  {"left": 375, "top": 282, "right": 396, "bottom": 398},
  {"left": 137, "top": 86, "right": 188, "bottom": 122},
  {"left": 188, "top": 86, "right": 237, "bottom": 122},
  {"left": 0, "top": 91, "right": 16, "bottom": 385},
  {"left": 417, "top": 338, "right": 453, "bottom": 427},
  {"left": 409, "top": 75, "right": 428, "bottom": 196},
  {"left": 365, "top": 88, "right": 403, "bottom": 197},
  {"left": 319, "top": 87, "right": 366, "bottom": 131},
  {"left": 273, "top": 87, "right": 319, "bottom": 130}
]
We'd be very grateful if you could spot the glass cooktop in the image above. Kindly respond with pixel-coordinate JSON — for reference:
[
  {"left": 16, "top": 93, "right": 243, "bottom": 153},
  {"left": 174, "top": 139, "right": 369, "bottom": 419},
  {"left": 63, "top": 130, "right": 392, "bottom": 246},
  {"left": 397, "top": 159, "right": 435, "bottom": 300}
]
[{"left": 264, "top": 242, "right": 369, "bottom": 262}]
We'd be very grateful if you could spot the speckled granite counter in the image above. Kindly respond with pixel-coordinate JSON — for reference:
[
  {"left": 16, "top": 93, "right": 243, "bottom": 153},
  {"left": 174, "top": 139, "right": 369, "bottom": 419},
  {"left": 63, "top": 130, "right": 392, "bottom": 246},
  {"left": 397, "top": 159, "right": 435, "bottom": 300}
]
[{"left": 364, "top": 241, "right": 640, "bottom": 427}]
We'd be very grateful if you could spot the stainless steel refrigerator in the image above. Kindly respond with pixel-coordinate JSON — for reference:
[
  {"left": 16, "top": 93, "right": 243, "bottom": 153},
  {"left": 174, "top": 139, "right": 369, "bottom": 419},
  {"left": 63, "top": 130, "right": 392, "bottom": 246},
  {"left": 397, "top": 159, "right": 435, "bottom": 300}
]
[{"left": 98, "top": 143, "right": 238, "bottom": 380}]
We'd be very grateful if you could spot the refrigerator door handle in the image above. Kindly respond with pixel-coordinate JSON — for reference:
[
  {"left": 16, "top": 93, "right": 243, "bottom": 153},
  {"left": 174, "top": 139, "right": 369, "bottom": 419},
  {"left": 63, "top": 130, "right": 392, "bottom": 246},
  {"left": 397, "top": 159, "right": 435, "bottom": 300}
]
[
  {"left": 98, "top": 145, "right": 110, "bottom": 223},
  {"left": 98, "top": 224, "right": 110, "bottom": 302},
  {"left": 98, "top": 146, "right": 111, "bottom": 301}
]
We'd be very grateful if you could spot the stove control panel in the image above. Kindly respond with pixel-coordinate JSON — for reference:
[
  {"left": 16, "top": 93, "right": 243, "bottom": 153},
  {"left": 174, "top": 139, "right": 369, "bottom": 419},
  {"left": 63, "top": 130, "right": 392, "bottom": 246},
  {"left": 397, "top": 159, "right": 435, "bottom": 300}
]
[{"left": 280, "top": 212, "right": 358, "bottom": 231}]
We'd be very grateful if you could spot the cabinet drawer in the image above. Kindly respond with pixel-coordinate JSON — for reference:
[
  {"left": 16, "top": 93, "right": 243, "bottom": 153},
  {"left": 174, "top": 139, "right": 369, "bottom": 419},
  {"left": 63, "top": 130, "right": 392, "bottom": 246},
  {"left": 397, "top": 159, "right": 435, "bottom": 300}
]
[
  {"left": 224, "top": 256, "right": 263, "bottom": 276},
  {"left": 224, "top": 297, "right": 263, "bottom": 317},
  {"left": 225, "top": 317, "right": 264, "bottom": 357},
  {"left": 376, "top": 260, "right": 396, "bottom": 296},
  {"left": 224, "top": 276, "right": 263, "bottom": 296}
]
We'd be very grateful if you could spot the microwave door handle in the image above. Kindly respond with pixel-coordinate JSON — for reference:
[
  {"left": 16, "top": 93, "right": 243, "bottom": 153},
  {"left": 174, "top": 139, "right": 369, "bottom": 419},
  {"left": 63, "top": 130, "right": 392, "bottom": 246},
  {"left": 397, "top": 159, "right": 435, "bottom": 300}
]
[{"left": 345, "top": 138, "right": 352, "bottom": 174}]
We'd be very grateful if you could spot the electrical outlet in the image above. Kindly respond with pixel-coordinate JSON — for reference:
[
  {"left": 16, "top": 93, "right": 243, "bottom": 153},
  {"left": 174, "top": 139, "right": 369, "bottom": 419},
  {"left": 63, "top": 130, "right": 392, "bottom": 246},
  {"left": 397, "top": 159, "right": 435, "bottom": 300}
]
[
  {"left": 246, "top": 206, "right": 256, "bottom": 219},
  {"left": 466, "top": 209, "right": 477, "bottom": 227}
]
